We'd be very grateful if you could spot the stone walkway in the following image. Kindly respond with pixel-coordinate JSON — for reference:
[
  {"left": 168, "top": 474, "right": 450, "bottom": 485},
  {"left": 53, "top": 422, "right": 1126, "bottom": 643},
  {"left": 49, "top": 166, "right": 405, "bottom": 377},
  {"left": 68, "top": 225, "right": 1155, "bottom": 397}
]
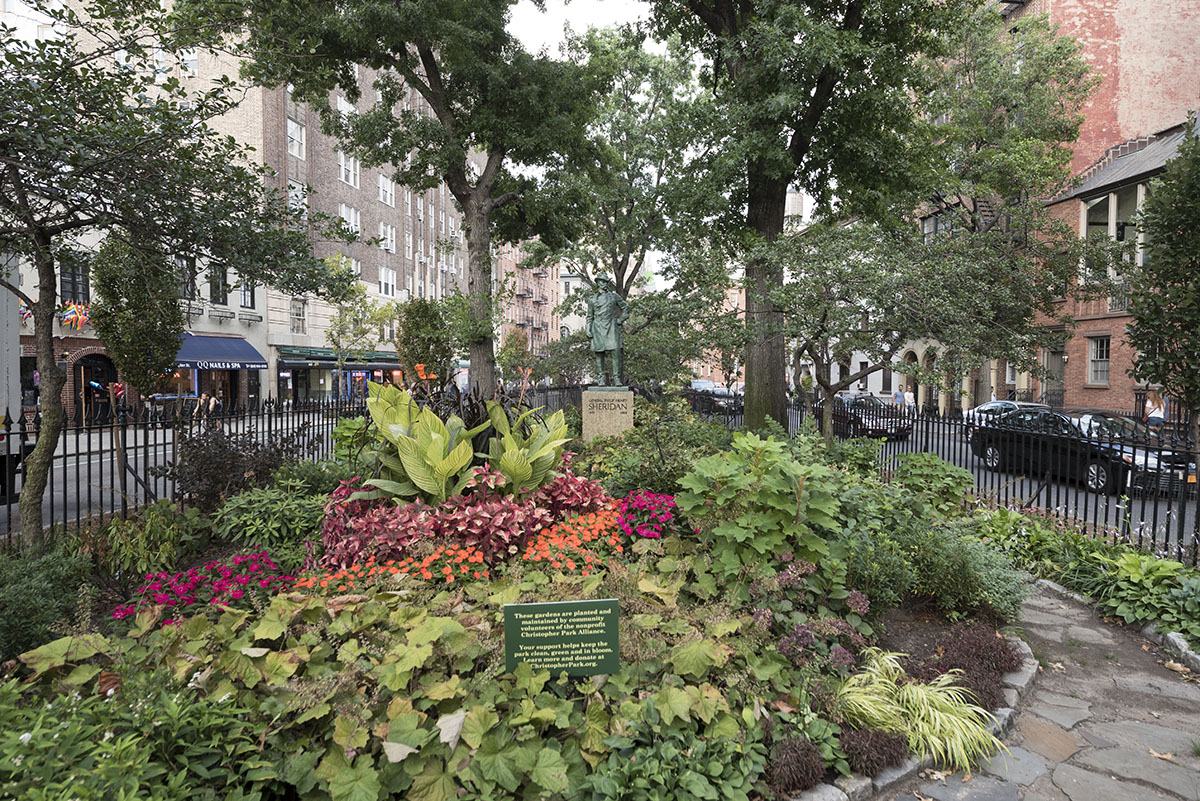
[{"left": 889, "top": 584, "right": 1200, "bottom": 801}]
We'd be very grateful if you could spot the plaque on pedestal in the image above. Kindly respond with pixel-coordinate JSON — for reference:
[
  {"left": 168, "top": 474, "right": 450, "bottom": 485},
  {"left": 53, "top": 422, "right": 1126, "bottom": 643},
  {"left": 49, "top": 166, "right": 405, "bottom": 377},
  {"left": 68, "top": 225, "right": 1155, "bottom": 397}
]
[{"left": 582, "top": 387, "right": 634, "bottom": 442}]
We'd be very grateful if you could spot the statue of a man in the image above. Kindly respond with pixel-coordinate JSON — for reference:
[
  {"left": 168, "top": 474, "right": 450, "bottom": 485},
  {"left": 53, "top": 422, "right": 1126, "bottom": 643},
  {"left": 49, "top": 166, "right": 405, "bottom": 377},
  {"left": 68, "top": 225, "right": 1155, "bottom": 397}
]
[{"left": 585, "top": 277, "right": 630, "bottom": 386}]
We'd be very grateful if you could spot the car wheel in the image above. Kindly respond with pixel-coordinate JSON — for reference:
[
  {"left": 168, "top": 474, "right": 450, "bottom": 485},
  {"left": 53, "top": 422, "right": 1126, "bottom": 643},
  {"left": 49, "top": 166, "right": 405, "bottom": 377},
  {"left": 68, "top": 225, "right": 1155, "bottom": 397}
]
[
  {"left": 1085, "top": 460, "right": 1114, "bottom": 494},
  {"left": 983, "top": 443, "right": 1004, "bottom": 471}
]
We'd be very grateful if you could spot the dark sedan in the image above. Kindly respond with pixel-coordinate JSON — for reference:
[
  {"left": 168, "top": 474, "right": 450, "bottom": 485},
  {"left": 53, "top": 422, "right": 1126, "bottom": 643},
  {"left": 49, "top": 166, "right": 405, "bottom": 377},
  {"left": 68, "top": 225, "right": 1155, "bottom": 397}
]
[
  {"left": 969, "top": 408, "right": 1196, "bottom": 495},
  {"left": 814, "top": 394, "right": 912, "bottom": 440}
]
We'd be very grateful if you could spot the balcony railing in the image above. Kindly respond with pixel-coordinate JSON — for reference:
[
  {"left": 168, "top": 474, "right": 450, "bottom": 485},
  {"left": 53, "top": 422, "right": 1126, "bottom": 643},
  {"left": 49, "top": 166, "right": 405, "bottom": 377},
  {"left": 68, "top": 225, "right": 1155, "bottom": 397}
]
[{"left": 1107, "top": 281, "right": 1131, "bottom": 313}]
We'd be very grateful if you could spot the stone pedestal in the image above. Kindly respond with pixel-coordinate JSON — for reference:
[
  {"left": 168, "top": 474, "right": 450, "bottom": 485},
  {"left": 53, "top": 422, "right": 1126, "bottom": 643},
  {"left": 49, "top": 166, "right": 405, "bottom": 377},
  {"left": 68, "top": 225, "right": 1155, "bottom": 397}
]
[{"left": 582, "top": 388, "right": 634, "bottom": 442}]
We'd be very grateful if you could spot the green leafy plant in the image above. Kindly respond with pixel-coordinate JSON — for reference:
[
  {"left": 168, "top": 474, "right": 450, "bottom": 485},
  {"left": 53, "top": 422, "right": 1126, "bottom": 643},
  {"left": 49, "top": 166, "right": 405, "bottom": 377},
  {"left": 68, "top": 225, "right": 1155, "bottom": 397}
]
[
  {"left": 835, "top": 649, "right": 1003, "bottom": 770},
  {"left": 0, "top": 671, "right": 273, "bottom": 800},
  {"left": 271, "top": 458, "right": 354, "bottom": 496},
  {"left": 0, "top": 543, "right": 92, "bottom": 662},
  {"left": 96, "top": 499, "right": 207, "bottom": 580},
  {"left": 677, "top": 433, "right": 840, "bottom": 575},
  {"left": 212, "top": 488, "right": 326, "bottom": 557},
  {"left": 360, "top": 381, "right": 489, "bottom": 503},
  {"left": 892, "top": 453, "right": 975, "bottom": 517},
  {"left": 585, "top": 703, "right": 768, "bottom": 801},
  {"left": 483, "top": 402, "right": 570, "bottom": 496},
  {"left": 898, "top": 521, "right": 1029, "bottom": 622}
]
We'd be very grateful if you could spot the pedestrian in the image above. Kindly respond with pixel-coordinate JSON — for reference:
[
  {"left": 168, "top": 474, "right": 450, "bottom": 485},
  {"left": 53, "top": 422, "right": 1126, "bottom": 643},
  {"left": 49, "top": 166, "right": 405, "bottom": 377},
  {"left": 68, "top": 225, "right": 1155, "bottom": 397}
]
[
  {"left": 195, "top": 392, "right": 209, "bottom": 421},
  {"left": 1144, "top": 390, "right": 1166, "bottom": 433},
  {"left": 892, "top": 386, "right": 904, "bottom": 407},
  {"left": 904, "top": 387, "right": 916, "bottom": 415}
]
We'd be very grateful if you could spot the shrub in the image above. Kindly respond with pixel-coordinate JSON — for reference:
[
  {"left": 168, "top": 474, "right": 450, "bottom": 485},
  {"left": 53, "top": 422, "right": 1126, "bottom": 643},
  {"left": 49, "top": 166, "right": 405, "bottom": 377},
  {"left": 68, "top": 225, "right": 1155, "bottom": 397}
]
[
  {"left": 212, "top": 488, "right": 326, "bottom": 567},
  {"left": 839, "top": 728, "right": 908, "bottom": 777},
  {"left": 835, "top": 649, "right": 1002, "bottom": 770},
  {"left": 577, "top": 397, "right": 732, "bottom": 496},
  {"left": 271, "top": 458, "right": 354, "bottom": 495},
  {"left": 154, "top": 424, "right": 317, "bottom": 512},
  {"left": 0, "top": 544, "right": 92, "bottom": 662},
  {"left": 767, "top": 737, "right": 825, "bottom": 795},
  {"left": 899, "top": 521, "right": 1029, "bottom": 622},
  {"left": 678, "top": 433, "right": 841, "bottom": 575},
  {"left": 587, "top": 714, "right": 769, "bottom": 801},
  {"left": 91, "top": 499, "right": 207, "bottom": 583},
  {"left": 892, "top": 453, "right": 975, "bottom": 517},
  {"left": 0, "top": 671, "right": 272, "bottom": 799}
]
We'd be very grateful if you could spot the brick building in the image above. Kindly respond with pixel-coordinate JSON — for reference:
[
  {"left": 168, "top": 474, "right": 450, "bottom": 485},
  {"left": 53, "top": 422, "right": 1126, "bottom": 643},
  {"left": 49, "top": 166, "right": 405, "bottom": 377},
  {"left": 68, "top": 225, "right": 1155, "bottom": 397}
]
[{"left": 996, "top": 0, "right": 1200, "bottom": 414}]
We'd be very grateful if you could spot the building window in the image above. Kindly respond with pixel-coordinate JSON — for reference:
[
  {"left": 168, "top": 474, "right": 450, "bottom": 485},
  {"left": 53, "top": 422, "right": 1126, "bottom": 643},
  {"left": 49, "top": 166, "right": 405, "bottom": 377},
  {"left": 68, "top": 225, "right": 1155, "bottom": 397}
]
[
  {"left": 180, "top": 47, "right": 198, "bottom": 74},
  {"left": 289, "top": 298, "right": 307, "bottom": 334},
  {"left": 287, "top": 118, "right": 305, "bottom": 159},
  {"left": 240, "top": 280, "right": 256, "bottom": 309},
  {"left": 405, "top": 189, "right": 411, "bottom": 213},
  {"left": 379, "top": 222, "right": 396, "bottom": 253},
  {"left": 1088, "top": 337, "right": 1110, "bottom": 385},
  {"left": 1006, "top": 362, "right": 1017, "bottom": 384},
  {"left": 337, "top": 96, "right": 354, "bottom": 117},
  {"left": 60, "top": 266, "right": 89, "bottom": 304},
  {"left": 349, "top": 258, "right": 361, "bottom": 276},
  {"left": 176, "top": 255, "right": 197, "bottom": 300},
  {"left": 858, "top": 361, "right": 868, "bottom": 390},
  {"left": 338, "top": 152, "right": 360, "bottom": 187},
  {"left": 379, "top": 266, "right": 396, "bottom": 297},
  {"left": 881, "top": 368, "right": 892, "bottom": 393},
  {"left": 405, "top": 231, "right": 413, "bottom": 258},
  {"left": 378, "top": 175, "right": 395, "bottom": 206},
  {"left": 287, "top": 180, "right": 307, "bottom": 214},
  {"left": 338, "top": 203, "right": 360, "bottom": 234},
  {"left": 209, "top": 266, "right": 227, "bottom": 305}
]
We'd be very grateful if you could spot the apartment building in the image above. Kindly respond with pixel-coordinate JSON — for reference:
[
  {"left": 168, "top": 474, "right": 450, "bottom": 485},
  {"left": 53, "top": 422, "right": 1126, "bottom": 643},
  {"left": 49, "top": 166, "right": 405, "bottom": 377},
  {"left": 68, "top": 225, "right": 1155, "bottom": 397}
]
[
  {"left": 495, "top": 242, "right": 560, "bottom": 359},
  {"left": 3, "top": 1, "right": 567, "bottom": 412}
]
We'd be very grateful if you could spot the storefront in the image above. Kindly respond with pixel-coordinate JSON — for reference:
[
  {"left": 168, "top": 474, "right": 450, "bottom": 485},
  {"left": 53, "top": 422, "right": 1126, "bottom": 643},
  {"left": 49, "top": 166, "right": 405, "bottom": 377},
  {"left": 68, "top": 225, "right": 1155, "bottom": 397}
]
[
  {"left": 275, "top": 347, "right": 402, "bottom": 404},
  {"left": 171, "top": 333, "right": 269, "bottom": 408}
]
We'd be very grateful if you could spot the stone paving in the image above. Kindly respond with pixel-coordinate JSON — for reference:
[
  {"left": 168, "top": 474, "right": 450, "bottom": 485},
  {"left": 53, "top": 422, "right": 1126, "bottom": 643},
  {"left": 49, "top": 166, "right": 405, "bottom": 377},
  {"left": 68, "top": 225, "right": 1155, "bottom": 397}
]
[{"left": 886, "top": 585, "right": 1200, "bottom": 801}]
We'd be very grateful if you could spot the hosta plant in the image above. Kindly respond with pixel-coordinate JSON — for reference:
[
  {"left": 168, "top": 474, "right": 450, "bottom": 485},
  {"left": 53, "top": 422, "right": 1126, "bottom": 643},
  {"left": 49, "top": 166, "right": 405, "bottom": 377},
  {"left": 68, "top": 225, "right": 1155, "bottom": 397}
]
[{"left": 359, "top": 381, "right": 489, "bottom": 504}]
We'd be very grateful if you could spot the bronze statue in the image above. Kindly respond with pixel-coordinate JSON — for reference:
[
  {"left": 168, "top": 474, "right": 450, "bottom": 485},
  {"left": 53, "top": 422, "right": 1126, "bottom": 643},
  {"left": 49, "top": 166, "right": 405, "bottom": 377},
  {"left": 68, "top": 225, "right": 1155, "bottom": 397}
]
[{"left": 585, "top": 277, "right": 630, "bottom": 386}]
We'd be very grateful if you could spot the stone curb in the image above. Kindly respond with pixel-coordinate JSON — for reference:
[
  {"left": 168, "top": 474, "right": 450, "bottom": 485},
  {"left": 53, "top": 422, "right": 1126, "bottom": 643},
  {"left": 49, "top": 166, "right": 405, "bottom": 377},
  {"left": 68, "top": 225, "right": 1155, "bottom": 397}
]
[
  {"left": 792, "top": 636, "right": 1037, "bottom": 801},
  {"left": 1036, "top": 578, "right": 1200, "bottom": 674}
]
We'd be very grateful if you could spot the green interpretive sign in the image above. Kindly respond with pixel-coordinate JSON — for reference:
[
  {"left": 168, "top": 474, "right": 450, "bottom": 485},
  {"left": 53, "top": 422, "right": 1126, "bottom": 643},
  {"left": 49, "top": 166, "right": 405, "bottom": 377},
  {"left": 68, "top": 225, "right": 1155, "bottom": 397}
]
[{"left": 504, "top": 599, "right": 620, "bottom": 676}]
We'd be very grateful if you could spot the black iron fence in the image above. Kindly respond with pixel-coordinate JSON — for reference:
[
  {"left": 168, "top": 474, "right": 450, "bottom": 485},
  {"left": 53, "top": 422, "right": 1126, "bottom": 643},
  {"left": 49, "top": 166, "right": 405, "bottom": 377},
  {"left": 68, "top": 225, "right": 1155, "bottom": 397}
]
[
  {"left": 678, "top": 393, "right": 1198, "bottom": 566},
  {"left": 1, "top": 398, "right": 366, "bottom": 548}
]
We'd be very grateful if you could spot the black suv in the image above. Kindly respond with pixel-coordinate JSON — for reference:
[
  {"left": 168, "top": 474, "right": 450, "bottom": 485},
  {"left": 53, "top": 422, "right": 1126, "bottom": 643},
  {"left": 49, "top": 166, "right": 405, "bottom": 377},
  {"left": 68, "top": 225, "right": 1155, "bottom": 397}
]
[{"left": 969, "top": 408, "right": 1196, "bottom": 495}]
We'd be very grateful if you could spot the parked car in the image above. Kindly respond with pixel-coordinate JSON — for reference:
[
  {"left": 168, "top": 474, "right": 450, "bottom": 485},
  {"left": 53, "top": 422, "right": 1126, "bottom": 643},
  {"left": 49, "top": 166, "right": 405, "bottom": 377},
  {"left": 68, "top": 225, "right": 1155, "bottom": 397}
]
[
  {"left": 813, "top": 394, "right": 912, "bottom": 440},
  {"left": 969, "top": 407, "right": 1196, "bottom": 495},
  {"left": 960, "top": 400, "right": 1048, "bottom": 429},
  {"left": 689, "top": 380, "right": 717, "bottom": 392},
  {"left": 1074, "top": 411, "right": 1194, "bottom": 448}
]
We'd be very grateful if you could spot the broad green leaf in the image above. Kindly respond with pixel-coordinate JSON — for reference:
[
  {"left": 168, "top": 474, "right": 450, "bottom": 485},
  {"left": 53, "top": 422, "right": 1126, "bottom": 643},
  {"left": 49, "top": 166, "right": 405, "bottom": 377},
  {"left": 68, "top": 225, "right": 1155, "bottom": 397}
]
[
  {"left": 462, "top": 705, "right": 498, "bottom": 749},
  {"left": 530, "top": 748, "right": 570, "bottom": 795},
  {"left": 408, "top": 759, "right": 457, "bottom": 801},
  {"left": 655, "top": 686, "right": 692, "bottom": 725},
  {"left": 327, "top": 755, "right": 381, "bottom": 801},
  {"left": 669, "top": 639, "right": 726, "bottom": 678},
  {"left": 436, "top": 708, "right": 467, "bottom": 750},
  {"left": 20, "top": 634, "right": 110, "bottom": 676}
]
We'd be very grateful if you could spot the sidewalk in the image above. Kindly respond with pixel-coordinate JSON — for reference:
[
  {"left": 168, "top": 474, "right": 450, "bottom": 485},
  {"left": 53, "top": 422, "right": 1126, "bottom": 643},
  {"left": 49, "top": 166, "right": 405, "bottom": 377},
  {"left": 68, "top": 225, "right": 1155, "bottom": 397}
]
[{"left": 889, "top": 584, "right": 1200, "bottom": 801}]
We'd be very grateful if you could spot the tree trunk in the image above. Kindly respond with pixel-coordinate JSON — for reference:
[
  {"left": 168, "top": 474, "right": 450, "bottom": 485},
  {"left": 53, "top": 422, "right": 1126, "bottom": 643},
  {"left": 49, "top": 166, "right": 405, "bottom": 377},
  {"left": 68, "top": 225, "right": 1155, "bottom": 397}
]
[
  {"left": 463, "top": 199, "right": 497, "bottom": 398},
  {"left": 20, "top": 242, "right": 65, "bottom": 555},
  {"left": 743, "top": 159, "right": 789, "bottom": 430},
  {"left": 820, "top": 383, "right": 837, "bottom": 448}
]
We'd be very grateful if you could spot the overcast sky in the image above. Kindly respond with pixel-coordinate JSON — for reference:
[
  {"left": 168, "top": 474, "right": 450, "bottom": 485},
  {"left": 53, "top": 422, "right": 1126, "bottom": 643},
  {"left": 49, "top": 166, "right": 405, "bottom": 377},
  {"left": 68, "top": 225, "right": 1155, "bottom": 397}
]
[{"left": 509, "top": 0, "right": 650, "bottom": 53}]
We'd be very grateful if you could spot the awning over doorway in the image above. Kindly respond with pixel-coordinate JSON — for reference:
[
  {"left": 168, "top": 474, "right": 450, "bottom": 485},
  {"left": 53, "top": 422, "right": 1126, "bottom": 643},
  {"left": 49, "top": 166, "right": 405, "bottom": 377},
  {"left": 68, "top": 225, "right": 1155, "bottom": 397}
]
[{"left": 174, "top": 333, "right": 269, "bottom": 370}]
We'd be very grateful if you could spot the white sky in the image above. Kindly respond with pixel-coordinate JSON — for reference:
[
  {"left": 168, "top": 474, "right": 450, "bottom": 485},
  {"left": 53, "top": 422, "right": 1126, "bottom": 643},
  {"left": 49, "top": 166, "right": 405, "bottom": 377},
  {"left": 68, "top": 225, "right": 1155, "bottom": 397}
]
[{"left": 509, "top": 0, "right": 650, "bottom": 54}]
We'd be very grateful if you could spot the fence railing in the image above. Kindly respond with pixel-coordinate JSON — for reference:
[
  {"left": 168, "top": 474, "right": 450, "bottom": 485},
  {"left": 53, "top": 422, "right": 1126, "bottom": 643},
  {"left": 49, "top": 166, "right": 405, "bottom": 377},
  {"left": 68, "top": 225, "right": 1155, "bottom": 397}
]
[
  {"left": 1, "top": 398, "right": 367, "bottom": 548},
  {"left": 676, "top": 393, "right": 1199, "bottom": 566}
]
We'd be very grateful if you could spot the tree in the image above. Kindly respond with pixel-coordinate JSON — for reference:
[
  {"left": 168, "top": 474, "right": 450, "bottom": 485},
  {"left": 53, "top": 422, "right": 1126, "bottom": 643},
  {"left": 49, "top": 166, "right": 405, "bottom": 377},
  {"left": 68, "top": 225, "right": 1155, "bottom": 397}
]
[
  {"left": 89, "top": 238, "right": 186, "bottom": 395},
  {"left": 647, "top": 0, "right": 971, "bottom": 428},
  {"left": 1128, "top": 118, "right": 1200, "bottom": 446},
  {"left": 0, "top": 6, "right": 345, "bottom": 551},
  {"left": 175, "top": 0, "right": 605, "bottom": 396},
  {"left": 496, "top": 328, "right": 530, "bottom": 386},
  {"left": 772, "top": 7, "right": 1107, "bottom": 442},
  {"left": 392, "top": 297, "right": 456, "bottom": 385},
  {"left": 325, "top": 268, "right": 388, "bottom": 398},
  {"left": 529, "top": 28, "right": 728, "bottom": 302}
]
